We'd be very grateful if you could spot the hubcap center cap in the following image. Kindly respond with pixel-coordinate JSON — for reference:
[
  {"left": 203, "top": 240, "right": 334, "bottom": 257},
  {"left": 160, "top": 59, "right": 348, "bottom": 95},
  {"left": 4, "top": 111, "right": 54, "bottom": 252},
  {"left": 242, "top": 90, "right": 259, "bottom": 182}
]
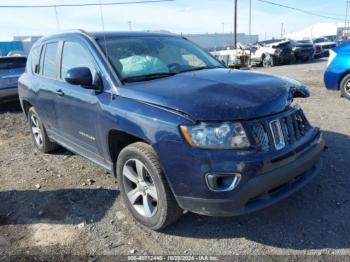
[{"left": 138, "top": 182, "right": 148, "bottom": 194}]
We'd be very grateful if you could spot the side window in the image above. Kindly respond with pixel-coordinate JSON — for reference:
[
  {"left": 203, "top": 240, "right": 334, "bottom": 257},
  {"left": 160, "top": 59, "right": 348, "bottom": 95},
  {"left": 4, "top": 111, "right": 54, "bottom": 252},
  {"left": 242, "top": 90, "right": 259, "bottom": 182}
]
[
  {"left": 60, "top": 41, "right": 96, "bottom": 81},
  {"left": 30, "top": 46, "right": 41, "bottom": 74},
  {"left": 42, "top": 42, "right": 58, "bottom": 79}
]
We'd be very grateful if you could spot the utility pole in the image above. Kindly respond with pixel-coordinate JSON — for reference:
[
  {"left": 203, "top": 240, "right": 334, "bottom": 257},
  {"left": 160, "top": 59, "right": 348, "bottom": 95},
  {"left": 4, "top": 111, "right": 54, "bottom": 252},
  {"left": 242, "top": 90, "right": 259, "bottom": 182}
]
[
  {"left": 128, "top": 21, "right": 132, "bottom": 31},
  {"left": 281, "top": 23, "right": 284, "bottom": 39},
  {"left": 233, "top": 0, "right": 238, "bottom": 49},
  {"left": 249, "top": 0, "right": 252, "bottom": 43},
  {"left": 345, "top": 1, "right": 350, "bottom": 37},
  {"left": 222, "top": 22, "right": 225, "bottom": 33}
]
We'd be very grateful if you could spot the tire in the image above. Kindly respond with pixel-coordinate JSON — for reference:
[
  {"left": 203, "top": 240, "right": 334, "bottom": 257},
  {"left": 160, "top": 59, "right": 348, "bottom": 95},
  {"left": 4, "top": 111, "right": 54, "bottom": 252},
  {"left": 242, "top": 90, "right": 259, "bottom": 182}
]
[
  {"left": 262, "top": 54, "right": 274, "bottom": 68},
  {"left": 289, "top": 55, "right": 297, "bottom": 64},
  {"left": 340, "top": 74, "right": 350, "bottom": 100},
  {"left": 301, "top": 56, "right": 310, "bottom": 62},
  {"left": 116, "top": 142, "right": 182, "bottom": 230},
  {"left": 28, "top": 107, "right": 59, "bottom": 153}
]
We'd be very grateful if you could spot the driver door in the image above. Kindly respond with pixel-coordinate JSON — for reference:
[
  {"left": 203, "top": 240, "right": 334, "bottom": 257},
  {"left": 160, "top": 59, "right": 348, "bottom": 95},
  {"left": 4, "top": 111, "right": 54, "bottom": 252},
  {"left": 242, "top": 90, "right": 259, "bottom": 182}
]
[{"left": 54, "top": 40, "right": 103, "bottom": 159}]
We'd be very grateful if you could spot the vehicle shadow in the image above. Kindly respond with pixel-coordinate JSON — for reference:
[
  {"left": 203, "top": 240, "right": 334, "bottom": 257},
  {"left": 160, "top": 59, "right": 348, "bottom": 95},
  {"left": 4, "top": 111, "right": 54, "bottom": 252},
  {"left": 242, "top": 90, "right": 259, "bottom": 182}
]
[
  {"left": 0, "top": 188, "right": 118, "bottom": 225},
  {"left": 0, "top": 100, "right": 22, "bottom": 114},
  {"left": 292, "top": 57, "right": 328, "bottom": 66},
  {"left": 163, "top": 130, "right": 350, "bottom": 250}
]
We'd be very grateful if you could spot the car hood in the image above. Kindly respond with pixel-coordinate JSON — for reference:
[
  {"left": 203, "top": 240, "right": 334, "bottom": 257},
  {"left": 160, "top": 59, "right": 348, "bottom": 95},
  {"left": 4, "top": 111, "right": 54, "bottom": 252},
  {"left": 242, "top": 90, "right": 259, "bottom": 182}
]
[{"left": 118, "top": 69, "right": 303, "bottom": 121}]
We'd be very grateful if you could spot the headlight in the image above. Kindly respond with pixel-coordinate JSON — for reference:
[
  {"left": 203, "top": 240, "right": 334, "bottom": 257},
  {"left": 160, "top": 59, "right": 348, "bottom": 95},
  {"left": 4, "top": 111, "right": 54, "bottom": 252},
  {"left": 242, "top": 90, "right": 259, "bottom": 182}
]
[
  {"left": 180, "top": 122, "right": 250, "bottom": 149},
  {"left": 327, "top": 49, "right": 337, "bottom": 66}
]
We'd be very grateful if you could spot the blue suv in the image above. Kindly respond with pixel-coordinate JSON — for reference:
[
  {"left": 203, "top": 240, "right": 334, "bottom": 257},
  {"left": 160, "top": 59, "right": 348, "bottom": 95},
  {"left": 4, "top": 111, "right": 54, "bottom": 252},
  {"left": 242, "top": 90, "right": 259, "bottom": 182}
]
[
  {"left": 19, "top": 30, "right": 325, "bottom": 230},
  {"left": 324, "top": 42, "right": 350, "bottom": 100}
]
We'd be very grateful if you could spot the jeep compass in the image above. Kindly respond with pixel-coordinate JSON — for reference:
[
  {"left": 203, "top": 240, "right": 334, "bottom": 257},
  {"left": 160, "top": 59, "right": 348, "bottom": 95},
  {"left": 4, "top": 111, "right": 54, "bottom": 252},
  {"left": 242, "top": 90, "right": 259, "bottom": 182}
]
[{"left": 18, "top": 30, "right": 325, "bottom": 230}]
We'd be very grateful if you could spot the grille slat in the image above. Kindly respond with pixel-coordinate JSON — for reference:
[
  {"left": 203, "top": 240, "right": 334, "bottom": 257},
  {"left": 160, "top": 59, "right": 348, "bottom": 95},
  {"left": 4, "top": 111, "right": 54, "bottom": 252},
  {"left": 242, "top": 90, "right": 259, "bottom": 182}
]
[
  {"left": 292, "top": 113, "right": 301, "bottom": 139},
  {"left": 250, "top": 108, "right": 311, "bottom": 152}
]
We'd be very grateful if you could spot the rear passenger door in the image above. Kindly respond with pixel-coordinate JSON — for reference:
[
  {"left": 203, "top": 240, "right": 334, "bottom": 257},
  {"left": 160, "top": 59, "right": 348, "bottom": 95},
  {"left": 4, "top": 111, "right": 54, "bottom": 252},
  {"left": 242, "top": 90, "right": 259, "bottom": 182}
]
[
  {"left": 53, "top": 40, "right": 103, "bottom": 160},
  {"left": 35, "top": 42, "right": 60, "bottom": 131}
]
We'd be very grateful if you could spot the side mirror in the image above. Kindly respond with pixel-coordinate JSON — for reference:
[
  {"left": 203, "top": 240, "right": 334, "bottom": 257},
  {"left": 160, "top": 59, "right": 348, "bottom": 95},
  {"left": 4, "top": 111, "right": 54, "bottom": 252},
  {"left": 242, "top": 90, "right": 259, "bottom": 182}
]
[
  {"left": 65, "top": 67, "right": 99, "bottom": 90},
  {"left": 291, "top": 85, "right": 310, "bottom": 98}
]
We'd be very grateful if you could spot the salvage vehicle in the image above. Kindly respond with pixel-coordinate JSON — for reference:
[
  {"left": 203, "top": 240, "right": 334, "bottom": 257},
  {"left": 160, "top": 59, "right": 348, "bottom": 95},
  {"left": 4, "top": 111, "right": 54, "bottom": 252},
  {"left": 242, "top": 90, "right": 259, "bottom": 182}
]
[
  {"left": 314, "top": 44, "right": 323, "bottom": 59},
  {"left": 0, "top": 56, "right": 26, "bottom": 102},
  {"left": 250, "top": 40, "right": 293, "bottom": 67},
  {"left": 19, "top": 31, "right": 325, "bottom": 230},
  {"left": 211, "top": 45, "right": 250, "bottom": 68},
  {"left": 313, "top": 37, "right": 337, "bottom": 57},
  {"left": 291, "top": 40, "right": 315, "bottom": 62},
  {"left": 324, "top": 42, "right": 350, "bottom": 100}
]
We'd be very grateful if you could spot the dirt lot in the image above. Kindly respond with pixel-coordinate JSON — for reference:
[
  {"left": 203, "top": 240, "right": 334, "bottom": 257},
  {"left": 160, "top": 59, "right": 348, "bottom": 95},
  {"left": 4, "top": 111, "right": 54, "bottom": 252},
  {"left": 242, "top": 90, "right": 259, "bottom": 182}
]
[{"left": 1, "top": 58, "right": 350, "bottom": 259}]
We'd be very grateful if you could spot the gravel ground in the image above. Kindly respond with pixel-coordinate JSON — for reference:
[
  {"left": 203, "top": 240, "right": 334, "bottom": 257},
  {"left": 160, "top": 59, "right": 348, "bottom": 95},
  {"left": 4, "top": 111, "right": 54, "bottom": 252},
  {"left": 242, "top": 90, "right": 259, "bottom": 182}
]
[{"left": 1, "top": 58, "right": 350, "bottom": 259}]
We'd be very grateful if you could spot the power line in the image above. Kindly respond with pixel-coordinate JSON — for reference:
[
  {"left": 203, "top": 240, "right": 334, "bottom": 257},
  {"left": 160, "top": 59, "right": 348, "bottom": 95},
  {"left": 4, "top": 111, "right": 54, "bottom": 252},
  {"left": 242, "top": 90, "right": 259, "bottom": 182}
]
[
  {"left": 257, "top": 0, "right": 343, "bottom": 21},
  {"left": 0, "top": 0, "right": 175, "bottom": 8}
]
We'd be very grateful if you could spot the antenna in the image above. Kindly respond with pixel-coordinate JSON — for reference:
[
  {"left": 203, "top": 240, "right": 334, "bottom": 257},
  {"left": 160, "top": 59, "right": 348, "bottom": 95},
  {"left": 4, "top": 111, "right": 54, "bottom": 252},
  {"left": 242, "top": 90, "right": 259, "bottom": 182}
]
[
  {"left": 54, "top": 6, "right": 60, "bottom": 30},
  {"left": 98, "top": 0, "right": 108, "bottom": 55}
]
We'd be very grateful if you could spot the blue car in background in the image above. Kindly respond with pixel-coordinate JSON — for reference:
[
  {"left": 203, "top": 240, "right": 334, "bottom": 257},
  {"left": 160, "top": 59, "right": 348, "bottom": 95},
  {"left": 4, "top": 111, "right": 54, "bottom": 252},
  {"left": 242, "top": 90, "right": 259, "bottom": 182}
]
[
  {"left": 0, "top": 56, "right": 27, "bottom": 102},
  {"left": 324, "top": 42, "right": 350, "bottom": 100}
]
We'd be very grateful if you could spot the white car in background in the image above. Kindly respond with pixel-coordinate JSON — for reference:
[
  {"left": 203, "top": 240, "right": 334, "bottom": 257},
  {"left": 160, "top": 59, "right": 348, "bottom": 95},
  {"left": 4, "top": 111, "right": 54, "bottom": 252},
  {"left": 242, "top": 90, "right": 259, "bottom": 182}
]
[{"left": 250, "top": 40, "right": 293, "bottom": 67}]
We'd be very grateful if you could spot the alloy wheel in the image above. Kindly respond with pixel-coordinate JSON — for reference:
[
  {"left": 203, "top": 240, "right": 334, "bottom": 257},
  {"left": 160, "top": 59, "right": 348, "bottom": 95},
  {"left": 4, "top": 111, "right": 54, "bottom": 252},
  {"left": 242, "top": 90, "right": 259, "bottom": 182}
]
[
  {"left": 122, "top": 159, "right": 158, "bottom": 218},
  {"left": 345, "top": 80, "right": 350, "bottom": 96},
  {"left": 30, "top": 114, "right": 43, "bottom": 146}
]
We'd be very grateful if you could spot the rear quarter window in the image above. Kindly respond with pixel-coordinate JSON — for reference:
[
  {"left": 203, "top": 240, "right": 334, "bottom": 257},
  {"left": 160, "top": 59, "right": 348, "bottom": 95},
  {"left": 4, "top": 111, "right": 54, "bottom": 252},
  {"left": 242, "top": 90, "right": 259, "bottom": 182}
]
[{"left": 30, "top": 46, "right": 41, "bottom": 74}]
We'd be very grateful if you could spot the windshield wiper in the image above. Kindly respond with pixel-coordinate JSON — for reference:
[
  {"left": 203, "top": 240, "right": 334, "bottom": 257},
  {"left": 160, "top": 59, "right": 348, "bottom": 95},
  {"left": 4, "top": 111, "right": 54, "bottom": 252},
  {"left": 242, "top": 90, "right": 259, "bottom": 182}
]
[
  {"left": 180, "top": 65, "right": 223, "bottom": 73},
  {"left": 122, "top": 72, "right": 177, "bottom": 83}
]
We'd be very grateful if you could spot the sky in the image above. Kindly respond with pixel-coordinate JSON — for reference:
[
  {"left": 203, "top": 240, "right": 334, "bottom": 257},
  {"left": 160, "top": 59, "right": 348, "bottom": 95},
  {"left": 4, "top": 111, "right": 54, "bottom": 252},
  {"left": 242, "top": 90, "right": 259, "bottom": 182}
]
[{"left": 0, "top": 0, "right": 347, "bottom": 41}]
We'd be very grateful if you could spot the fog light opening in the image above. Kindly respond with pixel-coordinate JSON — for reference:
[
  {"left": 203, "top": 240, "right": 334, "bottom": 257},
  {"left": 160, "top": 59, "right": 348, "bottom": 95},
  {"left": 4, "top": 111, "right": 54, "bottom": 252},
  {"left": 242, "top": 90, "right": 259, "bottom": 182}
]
[{"left": 206, "top": 173, "right": 241, "bottom": 192}]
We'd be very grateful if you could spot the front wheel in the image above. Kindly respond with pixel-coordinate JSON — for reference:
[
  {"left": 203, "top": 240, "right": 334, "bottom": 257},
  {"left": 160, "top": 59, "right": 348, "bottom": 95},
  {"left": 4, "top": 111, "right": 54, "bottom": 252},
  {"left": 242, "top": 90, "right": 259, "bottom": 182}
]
[
  {"left": 116, "top": 142, "right": 182, "bottom": 230},
  {"left": 340, "top": 74, "right": 350, "bottom": 100},
  {"left": 262, "top": 54, "right": 274, "bottom": 68}
]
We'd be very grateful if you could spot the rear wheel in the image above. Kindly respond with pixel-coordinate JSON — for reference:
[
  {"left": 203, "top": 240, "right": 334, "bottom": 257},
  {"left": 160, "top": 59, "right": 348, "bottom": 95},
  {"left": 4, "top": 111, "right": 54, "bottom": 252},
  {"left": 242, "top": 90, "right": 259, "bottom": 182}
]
[
  {"left": 340, "top": 74, "right": 350, "bottom": 100},
  {"left": 28, "top": 107, "right": 59, "bottom": 153},
  {"left": 116, "top": 142, "right": 182, "bottom": 230}
]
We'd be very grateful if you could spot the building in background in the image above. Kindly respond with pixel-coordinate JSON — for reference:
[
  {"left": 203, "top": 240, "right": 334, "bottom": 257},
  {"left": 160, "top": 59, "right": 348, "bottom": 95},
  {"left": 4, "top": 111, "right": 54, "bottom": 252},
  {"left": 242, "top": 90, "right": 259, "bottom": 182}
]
[
  {"left": 1, "top": 32, "right": 260, "bottom": 56},
  {"left": 0, "top": 35, "right": 41, "bottom": 56},
  {"left": 184, "top": 33, "right": 259, "bottom": 51},
  {"left": 0, "top": 41, "right": 23, "bottom": 56},
  {"left": 13, "top": 36, "right": 41, "bottom": 55}
]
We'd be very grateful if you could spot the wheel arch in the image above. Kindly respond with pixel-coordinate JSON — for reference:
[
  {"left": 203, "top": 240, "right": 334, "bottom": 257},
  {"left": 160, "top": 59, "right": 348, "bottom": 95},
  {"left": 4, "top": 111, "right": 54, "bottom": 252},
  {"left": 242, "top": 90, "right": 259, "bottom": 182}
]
[
  {"left": 338, "top": 70, "right": 350, "bottom": 90},
  {"left": 107, "top": 129, "right": 149, "bottom": 176},
  {"left": 21, "top": 99, "right": 33, "bottom": 117}
]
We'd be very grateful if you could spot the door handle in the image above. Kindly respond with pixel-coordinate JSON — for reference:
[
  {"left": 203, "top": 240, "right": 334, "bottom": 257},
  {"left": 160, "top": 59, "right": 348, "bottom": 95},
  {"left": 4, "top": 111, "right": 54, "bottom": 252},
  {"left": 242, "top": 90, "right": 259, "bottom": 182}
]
[{"left": 55, "top": 89, "right": 65, "bottom": 96}]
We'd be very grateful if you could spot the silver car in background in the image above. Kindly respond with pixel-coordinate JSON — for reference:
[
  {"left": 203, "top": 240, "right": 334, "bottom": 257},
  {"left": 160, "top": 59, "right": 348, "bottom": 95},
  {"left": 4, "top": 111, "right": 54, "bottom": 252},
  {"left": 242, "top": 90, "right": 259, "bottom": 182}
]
[{"left": 0, "top": 56, "right": 26, "bottom": 102}]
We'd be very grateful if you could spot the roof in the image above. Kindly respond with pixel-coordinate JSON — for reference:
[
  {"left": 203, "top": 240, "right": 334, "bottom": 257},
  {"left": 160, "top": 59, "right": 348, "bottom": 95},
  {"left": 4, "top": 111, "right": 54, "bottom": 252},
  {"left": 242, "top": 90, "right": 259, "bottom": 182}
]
[
  {"left": 91, "top": 31, "right": 177, "bottom": 39},
  {"left": 36, "top": 30, "right": 177, "bottom": 43}
]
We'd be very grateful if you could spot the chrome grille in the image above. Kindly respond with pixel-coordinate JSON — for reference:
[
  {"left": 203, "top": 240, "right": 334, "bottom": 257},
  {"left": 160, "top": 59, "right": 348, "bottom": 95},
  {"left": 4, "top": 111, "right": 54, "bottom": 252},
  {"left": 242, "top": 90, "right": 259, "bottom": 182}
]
[
  {"left": 250, "top": 109, "right": 311, "bottom": 152},
  {"left": 251, "top": 124, "right": 270, "bottom": 151}
]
